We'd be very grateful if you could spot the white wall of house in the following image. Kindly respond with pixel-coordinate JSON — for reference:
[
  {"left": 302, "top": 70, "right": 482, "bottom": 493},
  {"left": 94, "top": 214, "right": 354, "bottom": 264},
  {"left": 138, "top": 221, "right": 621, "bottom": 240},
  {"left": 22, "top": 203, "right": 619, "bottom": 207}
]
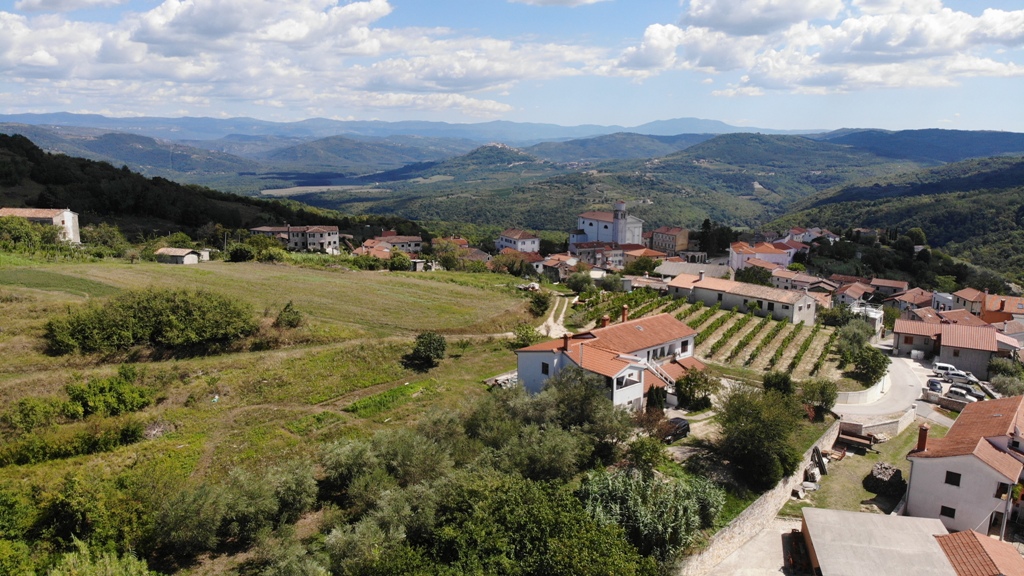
[
  {"left": 496, "top": 235, "right": 539, "bottom": 253},
  {"left": 54, "top": 210, "right": 80, "bottom": 244},
  {"left": 609, "top": 367, "right": 645, "bottom": 411},
  {"left": 687, "top": 287, "right": 815, "bottom": 324},
  {"left": 516, "top": 350, "right": 575, "bottom": 395},
  {"left": 907, "top": 453, "right": 1013, "bottom": 534},
  {"left": 894, "top": 333, "right": 935, "bottom": 357}
]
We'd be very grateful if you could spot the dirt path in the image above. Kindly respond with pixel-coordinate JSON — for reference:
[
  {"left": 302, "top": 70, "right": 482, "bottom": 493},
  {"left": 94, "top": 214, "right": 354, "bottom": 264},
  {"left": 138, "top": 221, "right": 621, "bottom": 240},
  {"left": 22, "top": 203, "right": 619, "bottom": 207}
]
[{"left": 539, "top": 294, "right": 576, "bottom": 338}]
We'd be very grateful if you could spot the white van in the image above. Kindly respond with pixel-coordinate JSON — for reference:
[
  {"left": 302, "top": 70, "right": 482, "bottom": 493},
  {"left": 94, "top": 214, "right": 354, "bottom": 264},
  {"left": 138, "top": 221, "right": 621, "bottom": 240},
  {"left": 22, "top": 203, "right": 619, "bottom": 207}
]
[{"left": 933, "top": 362, "right": 957, "bottom": 377}]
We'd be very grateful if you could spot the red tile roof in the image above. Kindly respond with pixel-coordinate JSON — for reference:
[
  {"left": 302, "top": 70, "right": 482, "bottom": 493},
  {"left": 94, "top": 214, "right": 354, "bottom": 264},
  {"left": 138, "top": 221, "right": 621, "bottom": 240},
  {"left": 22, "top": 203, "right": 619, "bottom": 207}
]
[
  {"left": 894, "top": 319, "right": 941, "bottom": 338},
  {"left": 578, "top": 211, "right": 614, "bottom": 222},
  {"left": 155, "top": 247, "right": 200, "bottom": 257},
  {"left": 936, "top": 529, "right": 1024, "bottom": 576},
  {"left": 624, "top": 248, "right": 667, "bottom": 258},
  {"left": 871, "top": 277, "right": 910, "bottom": 290},
  {"left": 730, "top": 241, "right": 786, "bottom": 255},
  {"left": 0, "top": 207, "right": 68, "bottom": 218},
  {"left": 941, "top": 324, "right": 998, "bottom": 352},
  {"left": 954, "top": 288, "right": 986, "bottom": 302},
  {"left": 889, "top": 287, "right": 934, "bottom": 306},
  {"left": 518, "top": 313, "right": 696, "bottom": 359},
  {"left": 910, "top": 396, "right": 1024, "bottom": 481},
  {"left": 746, "top": 257, "right": 783, "bottom": 270},
  {"left": 652, "top": 226, "right": 685, "bottom": 235},
  {"left": 938, "top": 309, "right": 991, "bottom": 327},
  {"left": 500, "top": 228, "right": 538, "bottom": 240},
  {"left": 835, "top": 282, "right": 875, "bottom": 300}
]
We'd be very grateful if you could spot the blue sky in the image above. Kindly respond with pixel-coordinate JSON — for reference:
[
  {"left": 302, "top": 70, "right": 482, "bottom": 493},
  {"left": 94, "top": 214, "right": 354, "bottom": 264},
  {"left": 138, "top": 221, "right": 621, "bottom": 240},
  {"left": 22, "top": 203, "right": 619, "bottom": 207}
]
[{"left": 1, "top": 0, "right": 1022, "bottom": 131}]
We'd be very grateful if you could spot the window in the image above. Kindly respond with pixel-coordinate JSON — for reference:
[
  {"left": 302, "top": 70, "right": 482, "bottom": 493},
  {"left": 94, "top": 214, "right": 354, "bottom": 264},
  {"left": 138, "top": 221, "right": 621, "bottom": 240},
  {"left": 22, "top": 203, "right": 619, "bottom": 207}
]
[
  {"left": 783, "top": 305, "right": 790, "bottom": 310},
  {"left": 953, "top": 349, "right": 960, "bottom": 357},
  {"left": 541, "top": 362, "right": 549, "bottom": 375},
  {"left": 997, "top": 482, "right": 1011, "bottom": 498},
  {"left": 940, "top": 506, "right": 956, "bottom": 518},
  {"left": 766, "top": 302, "right": 774, "bottom": 312},
  {"left": 680, "top": 340, "right": 689, "bottom": 353},
  {"left": 717, "top": 293, "right": 723, "bottom": 302},
  {"left": 1012, "top": 439, "right": 1021, "bottom": 449},
  {"left": 945, "top": 471, "right": 961, "bottom": 487},
  {"left": 904, "top": 336, "right": 914, "bottom": 345}
]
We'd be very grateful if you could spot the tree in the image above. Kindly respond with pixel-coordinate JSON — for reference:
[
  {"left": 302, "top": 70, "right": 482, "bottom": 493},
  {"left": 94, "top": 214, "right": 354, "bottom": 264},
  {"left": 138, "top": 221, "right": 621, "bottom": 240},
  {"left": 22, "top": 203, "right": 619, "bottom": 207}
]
[
  {"left": 800, "top": 378, "right": 838, "bottom": 419},
  {"left": 623, "top": 256, "right": 660, "bottom": 276},
  {"left": 853, "top": 346, "right": 890, "bottom": 385},
  {"left": 388, "top": 250, "right": 412, "bottom": 271},
  {"left": 511, "top": 323, "right": 541, "bottom": 348},
  {"left": 735, "top": 266, "right": 772, "bottom": 286},
  {"left": 566, "top": 272, "right": 594, "bottom": 294},
  {"left": 530, "top": 291, "right": 553, "bottom": 316},
  {"left": 625, "top": 436, "right": 666, "bottom": 478},
  {"left": 407, "top": 332, "right": 446, "bottom": 369},
  {"left": 882, "top": 305, "right": 900, "bottom": 331},
  {"left": 762, "top": 371, "right": 794, "bottom": 395},
  {"left": 675, "top": 369, "right": 720, "bottom": 410},
  {"left": 48, "top": 537, "right": 156, "bottom": 576},
  {"left": 906, "top": 227, "right": 927, "bottom": 246},
  {"left": 787, "top": 262, "right": 806, "bottom": 272},
  {"left": 835, "top": 318, "right": 874, "bottom": 366},
  {"left": 717, "top": 388, "right": 802, "bottom": 491}
]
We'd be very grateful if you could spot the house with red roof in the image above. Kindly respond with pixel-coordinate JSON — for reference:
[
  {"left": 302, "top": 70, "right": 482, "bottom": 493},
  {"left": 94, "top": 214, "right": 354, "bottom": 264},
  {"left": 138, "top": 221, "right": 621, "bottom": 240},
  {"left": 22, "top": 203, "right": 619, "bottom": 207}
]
[
  {"left": 0, "top": 207, "right": 80, "bottom": 243},
  {"left": 515, "top": 312, "right": 703, "bottom": 411},
  {"left": 250, "top": 224, "right": 342, "bottom": 254},
  {"left": 892, "top": 320, "right": 1019, "bottom": 378},
  {"left": 906, "top": 399, "right": 1024, "bottom": 538},
  {"left": 833, "top": 282, "right": 875, "bottom": 307},
  {"left": 935, "top": 528, "right": 1024, "bottom": 576},
  {"left": 569, "top": 201, "right": 644, "bottom": 252},
  {"left": 727, "top": 241, "right": 792, "bottom": 270},
  {"left": 871, "top": 277, "right": 911, "bottom": 297},
  {"left": 495, "top": 228, "right": 540, "bottom": 253},
  {"left": 668, "top": 271, "right": 818, "bottom": 324},
  {"left": 650, "top": 226, "right": 689, "bottom": 256},
  {"left": 887, "top": 287, "right": 935, "bottom": 312},
  {"left": 953, "top": 288, "right": 987, "bottom": 316}
]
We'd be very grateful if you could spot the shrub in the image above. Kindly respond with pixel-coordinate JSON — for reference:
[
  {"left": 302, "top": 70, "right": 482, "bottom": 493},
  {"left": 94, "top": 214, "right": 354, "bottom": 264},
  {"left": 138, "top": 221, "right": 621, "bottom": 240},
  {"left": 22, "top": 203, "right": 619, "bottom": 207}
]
[
  {"left": 989, "top": 358, "right": 1024, "bottom": 379},
  {"left": 762, "top": 371, "right": 794, "bottom": 395},
  {"left": 405, "top": 332, "right": 446, "bottom": 370},
  {"left": 801, "top": 378, "right": 839, "bottom": 419},
  {"left": 44, "top": 288, "right": 257, "bottom": 354},
  {"left": 991, "top": 375, "right": 1024, "bottom": 397},
  {"left": 228, "top": 243, "right": 256, "bottom": 262},
  {"left": 48, "top": 537, "right": 156, "bottom": 576},
  {"left": 510, "top": 322, "right": 541, "bottom": 348},
  {"left": 530, "top": 291, "right": 553, "bottom": 317},
  {"left": 273, "top": 301, "right": 303, "bottom": 328},
  {"left": 675, "top": 369, "right": 721, "bottom": 410},
  {"left": 718, "top": 387, "right": 802, "bottom": 491},
  {"left": 65, "top": 365, "right": 152, "bottom": 418}
]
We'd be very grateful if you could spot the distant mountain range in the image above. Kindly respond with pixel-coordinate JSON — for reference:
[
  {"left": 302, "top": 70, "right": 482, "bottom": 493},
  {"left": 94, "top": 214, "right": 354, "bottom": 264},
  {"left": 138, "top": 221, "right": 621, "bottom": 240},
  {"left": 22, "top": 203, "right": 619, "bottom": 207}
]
[{"left": 0, "top": 112, "right": 806, "bottom": 144}]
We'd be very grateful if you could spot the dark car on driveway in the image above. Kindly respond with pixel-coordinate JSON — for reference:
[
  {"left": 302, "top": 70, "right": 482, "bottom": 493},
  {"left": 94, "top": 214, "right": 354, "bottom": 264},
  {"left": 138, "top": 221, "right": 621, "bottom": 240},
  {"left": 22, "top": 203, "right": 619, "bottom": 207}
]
[
  {"left": 663, "top": 417, "right": 690, "bottom": 442},
  {"left": 927, "top": 378, "right": 943, "bottom": 393}
]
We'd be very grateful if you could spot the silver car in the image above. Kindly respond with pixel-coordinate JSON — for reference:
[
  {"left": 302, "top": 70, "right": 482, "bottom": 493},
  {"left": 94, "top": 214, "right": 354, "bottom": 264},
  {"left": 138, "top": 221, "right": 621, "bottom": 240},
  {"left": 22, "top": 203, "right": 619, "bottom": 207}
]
[{"left": 945, "top": 370, "right": 980, "bottom": 385}]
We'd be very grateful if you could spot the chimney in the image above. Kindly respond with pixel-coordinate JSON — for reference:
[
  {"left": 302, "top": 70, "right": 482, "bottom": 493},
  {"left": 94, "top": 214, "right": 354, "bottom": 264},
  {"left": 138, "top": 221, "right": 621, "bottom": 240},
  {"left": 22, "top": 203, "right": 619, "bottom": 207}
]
[
  {"left": 562, "top": 333, "right": 572, "bottom": 351},
  {"left": 622, "top": 304, "right": 629, "bottom": 323},
  {"left": 1001, "top": 298, "right": 1007, "bottom": 312},
  {"left": 917, "top": 424, "right": 930, "bottom": 452},
  {"left": 699, "top": 270, "right": 705, "bottom": 282},
  {"left": 600, "top": 314, "right": 610, "bottom": 328}
]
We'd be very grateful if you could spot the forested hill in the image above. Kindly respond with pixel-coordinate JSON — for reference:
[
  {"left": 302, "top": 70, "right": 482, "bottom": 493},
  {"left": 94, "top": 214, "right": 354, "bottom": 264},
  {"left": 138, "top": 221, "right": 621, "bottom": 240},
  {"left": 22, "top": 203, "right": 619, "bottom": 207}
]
[
  {"left": 770, "top": 156, "right": 1024, "bottom": 276},
  {"left": 819, "top": 129, "right": 1024, "bottom": 164},
  {"left": 0, "top": 134, "right": 425, "bottom": 239}
]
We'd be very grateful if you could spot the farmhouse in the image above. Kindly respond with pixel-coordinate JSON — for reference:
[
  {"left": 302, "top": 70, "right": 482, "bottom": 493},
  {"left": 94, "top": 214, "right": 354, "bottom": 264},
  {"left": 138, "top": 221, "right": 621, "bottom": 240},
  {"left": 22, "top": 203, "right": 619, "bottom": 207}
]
[
  {"left": 0, "top": 207, "right": 80, "bottom": 243},
  {"left": 727, "top": 241, "right": 791, "bottom": 270},
  {"left": 569, "top": 201, "right": 644, "bottom": 252},
  {"left": 951, "top": 288, "right": 986, "bottom": 316},
  {"left": 906, "top": 400, "right": 1024, "bottom": 538},
  {"left": 495, "top": 229, "right": 540, "bottom": 253},
  {"left": 650, "top": 226, "right": 689, "bottom": 256},
  {"left": 771, "top": 268, "right": 837, "bottom": 292},
  {"left": 515, "top": 312, "right": 702, "bottom": 411},
  {"left": 870, "top": 277, "right": 910, "bottom": 297},
  {"left": 892, "top": 320, "right": 1018, "bottom": 378},
  {"left": 886, "top": 287, "right": 935, "bottom": 311},
  {"left": 653, "top": 260, "right": 731, "bottom": 280},
  {"left": 833, "top": 282, "right": 875, "bottom": 306},
  {"left": 375, "top": 233, "right": 422, "bottom": 254},
  {"left": 250, "top": 224, "right": 342, "bottom": 255},
  {"left": 154, "top": 247, "right": 208, "bottom": 265},
  {"left": 667, "top": 272, "right": 817, "bottom": 324}
]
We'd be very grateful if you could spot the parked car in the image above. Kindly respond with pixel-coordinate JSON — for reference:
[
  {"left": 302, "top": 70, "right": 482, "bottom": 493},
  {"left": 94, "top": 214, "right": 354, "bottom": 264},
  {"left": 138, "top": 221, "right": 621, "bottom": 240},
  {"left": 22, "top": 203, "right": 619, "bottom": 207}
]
[
  {"left": 927, "top": 378, "right": 944, "bottom": 393},
  {"left": 945, "top": 370, "right": 980, "bottom": 385},
  {"left": 663, "top": 417, "right": 690, "bottom": 442},
  {"left": 950, "top": 383, "right": 986, "bottom": 401},
  {"left": 945, "top": 388, "right": 978, "bottom": 403},
  {"left": 933, "top": 362, "right": 957, "bottom": 377}
]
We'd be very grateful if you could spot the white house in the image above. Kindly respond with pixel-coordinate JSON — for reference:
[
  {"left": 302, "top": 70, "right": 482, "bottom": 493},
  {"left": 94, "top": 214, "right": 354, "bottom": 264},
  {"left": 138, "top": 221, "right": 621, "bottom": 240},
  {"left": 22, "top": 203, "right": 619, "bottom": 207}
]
[
  {"left": 728, "top": 241, "right": 791, "bottom": 270},
  {"left": 515, "top": 312, "right": 703, "bottom": 411},
  {"left": 496, "top": 229, "right": 540, "bottom": 253},
  {"left": 250, "top": 225, "right": 342, "bottom": 255},
  {"left": 0, "top": 207, "right": 80, "bottom": 243},
  {"left": 569, "top": 201, "right": 644, "bottom": 252},
  {"left": 154, "top": 247, "right": 206, "bottom": 265},
  {"left": 668, "top": 272, "right": 818, "bottom": 324},
  {"left": 906, "top": 398, "right": 1024, "bottom": 538}
]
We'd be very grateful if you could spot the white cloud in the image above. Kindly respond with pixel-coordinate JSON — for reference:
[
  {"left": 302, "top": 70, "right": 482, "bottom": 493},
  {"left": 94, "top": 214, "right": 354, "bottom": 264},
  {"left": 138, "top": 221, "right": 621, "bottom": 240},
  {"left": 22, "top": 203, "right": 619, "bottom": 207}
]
[
  {"left": 14, "top": 0, "right": 127, "bottom": 12},
  {"left": 508, "top": 0, "right": 609, "bottom": 5},
  {"left": 683, "top": 0, "right": 844, "bottom": 36}
]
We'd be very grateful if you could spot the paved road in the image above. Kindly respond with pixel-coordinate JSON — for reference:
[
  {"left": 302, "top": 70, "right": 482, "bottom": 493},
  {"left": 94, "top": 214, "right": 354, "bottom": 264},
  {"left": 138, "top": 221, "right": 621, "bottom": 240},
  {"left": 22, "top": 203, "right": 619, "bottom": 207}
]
[{"left": 835, "top": 346, "right": 956, "bottom": 427}]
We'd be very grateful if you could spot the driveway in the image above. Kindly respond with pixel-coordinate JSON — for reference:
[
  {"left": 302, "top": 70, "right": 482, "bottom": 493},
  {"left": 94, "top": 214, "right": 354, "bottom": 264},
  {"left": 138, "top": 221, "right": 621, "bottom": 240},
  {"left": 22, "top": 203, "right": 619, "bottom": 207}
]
[
  {"left": 709, "top": 517, "right": 804, "bottom": 575},
  {"left": 836, "top": 352, "right": 955, "bottom": 427}
]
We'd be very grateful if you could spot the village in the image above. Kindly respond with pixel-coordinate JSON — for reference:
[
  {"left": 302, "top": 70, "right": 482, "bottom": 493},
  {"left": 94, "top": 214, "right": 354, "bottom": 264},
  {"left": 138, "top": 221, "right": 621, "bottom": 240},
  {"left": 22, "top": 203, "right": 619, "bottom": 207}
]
[{"left": 5, "top": 201, "right": 1024, "bottom": 576}]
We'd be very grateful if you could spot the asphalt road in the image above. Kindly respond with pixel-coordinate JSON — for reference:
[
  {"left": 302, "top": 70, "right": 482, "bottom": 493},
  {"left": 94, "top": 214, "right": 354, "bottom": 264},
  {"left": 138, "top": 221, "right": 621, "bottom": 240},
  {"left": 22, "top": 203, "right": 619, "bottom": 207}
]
[{"left": 835, "top": 345, "right": 956, "bottom": 427}]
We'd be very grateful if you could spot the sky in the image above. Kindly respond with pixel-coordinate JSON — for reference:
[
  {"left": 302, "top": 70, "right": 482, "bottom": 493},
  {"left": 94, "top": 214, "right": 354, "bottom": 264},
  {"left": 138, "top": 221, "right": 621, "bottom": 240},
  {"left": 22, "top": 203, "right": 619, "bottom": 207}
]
[{"left": 1, "top": 0, "right": 1023, "bottom": 131}]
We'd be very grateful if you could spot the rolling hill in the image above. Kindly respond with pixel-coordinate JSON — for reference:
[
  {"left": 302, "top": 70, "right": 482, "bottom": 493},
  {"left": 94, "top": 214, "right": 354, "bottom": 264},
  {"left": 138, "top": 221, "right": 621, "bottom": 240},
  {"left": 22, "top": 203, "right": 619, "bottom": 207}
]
[
  {"left": 816, "top": 129, "right": 1024, "bottom": 164},
  {"left": 769, "top": 156, "right": 1024, "bottom": 277},
  {"left": 525, "top": 132, "right": 714, "bottom": 163}
]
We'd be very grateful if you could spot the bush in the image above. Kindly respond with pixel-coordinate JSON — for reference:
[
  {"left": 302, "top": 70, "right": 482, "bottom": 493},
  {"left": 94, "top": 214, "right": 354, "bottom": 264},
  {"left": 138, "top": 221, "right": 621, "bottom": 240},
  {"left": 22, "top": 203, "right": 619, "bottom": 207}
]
[
  {"left": 565, "top": 272, "right": 593, "bottom": 294},
  {"left": 801, "top": 378, "right": 839, "bottom": 419},
  {"left": 44, "top": 288, "right": 258, "bottom": 354},
  {"left": 763, "top": 371, "right": 794, "bottom": 395},
  {"left": 228, "top": 243, "right": 256, "bottom": 262},
  {"left": 65, "top": 365, "right": 152, "bottom": 418},
  {"left": 510, "top": 322, "right": 542, "bottom": 348},
  {"left": 530, "top": 291, "right": 553, "bottom": 317},
  {"left": 273, "top": 301, "right": 303, "bottom": 329},
  {"left": 48, "top": 537, "right": 156, "bottom": 576},
  {"left": 989, "top": 357, "right": 1024, "bottom": 379},
  {"left": 405, "top": 332, "right": 446, "bottom": 370},
  {"left": 675, "top": 370, "right": 720, "bottom": 410},
  {"left": 991, "top": 375, "right": 1024, "bottom": 397},
  {"left": 718, "top": 388, "right": 802, "bottom": 491}
]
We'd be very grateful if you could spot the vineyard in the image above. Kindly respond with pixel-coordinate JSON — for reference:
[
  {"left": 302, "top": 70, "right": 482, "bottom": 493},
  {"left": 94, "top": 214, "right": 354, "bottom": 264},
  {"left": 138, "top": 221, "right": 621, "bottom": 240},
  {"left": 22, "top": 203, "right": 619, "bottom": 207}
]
[{"left": 569, "top": 290, "right": 842, "bottom": 381}]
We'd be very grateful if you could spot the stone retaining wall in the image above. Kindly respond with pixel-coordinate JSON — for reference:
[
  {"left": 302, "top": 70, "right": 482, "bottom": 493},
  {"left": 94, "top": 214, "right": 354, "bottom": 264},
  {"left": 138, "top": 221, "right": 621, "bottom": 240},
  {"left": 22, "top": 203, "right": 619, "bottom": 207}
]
[
  {"left": 677, "top": 419, "right": 842, "bottom": 576},
  {"left": 836, "top": 373, "right": 889, "bottom": 405},
  {"left": 838, "top": 407, "right": 916, "bottom": 438}
]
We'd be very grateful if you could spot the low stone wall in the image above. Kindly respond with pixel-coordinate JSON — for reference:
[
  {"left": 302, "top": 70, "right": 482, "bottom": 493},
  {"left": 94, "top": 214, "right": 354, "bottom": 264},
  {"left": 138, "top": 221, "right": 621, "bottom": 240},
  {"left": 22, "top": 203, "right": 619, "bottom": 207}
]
[
  {"left": 840, "top": 407, "right": 916, "bottom": 438},
  {"left": 920, "top": 390, "right": 969, "bottom": 412},
  {"left": 677, "top": 419, "right": 842, "bottom": 576},
  {"left": 836, "top": 373, "right": 889, "bottom": 405}
]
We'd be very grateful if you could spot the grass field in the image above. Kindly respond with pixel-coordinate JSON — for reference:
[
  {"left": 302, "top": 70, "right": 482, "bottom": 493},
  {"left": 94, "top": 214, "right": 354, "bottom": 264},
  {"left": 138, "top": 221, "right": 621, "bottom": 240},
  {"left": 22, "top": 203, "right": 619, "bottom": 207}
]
[{"left": 0, "top": 258, "right": 528, "bottom": 488}]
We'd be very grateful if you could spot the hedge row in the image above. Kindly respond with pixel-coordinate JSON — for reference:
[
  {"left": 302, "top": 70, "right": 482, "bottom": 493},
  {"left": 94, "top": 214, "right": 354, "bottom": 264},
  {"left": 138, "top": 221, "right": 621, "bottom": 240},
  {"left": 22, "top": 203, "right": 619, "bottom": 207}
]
[
  {"left": 675, "top": 301, "right": 705, "bottom": 321},
  {"left": 0, "top": 419, "right": 143, "bottom": 466},
  {"left": 811, "top": 330, "right": 840, "bottom": 375}
]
